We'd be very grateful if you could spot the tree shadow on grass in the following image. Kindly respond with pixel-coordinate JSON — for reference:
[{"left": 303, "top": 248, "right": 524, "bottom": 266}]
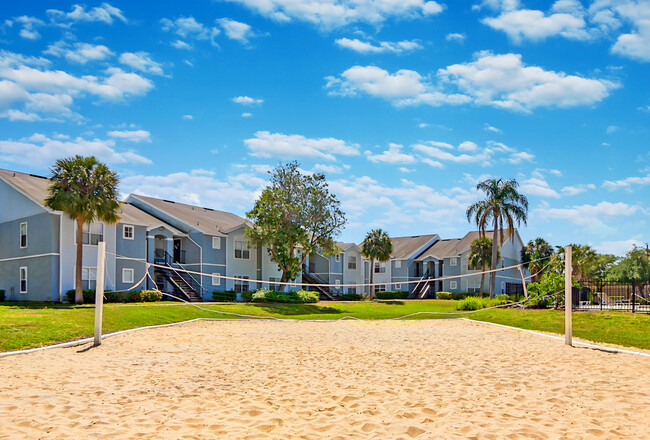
[
  {"left": 375, "top": 300, "right": 405, "bottom": 306},
  {"left": 251, "top": 303, "right": 343, "bottom": 316},
  {"left": 0, "top": 302, "right": 91, "bottom": 310}
]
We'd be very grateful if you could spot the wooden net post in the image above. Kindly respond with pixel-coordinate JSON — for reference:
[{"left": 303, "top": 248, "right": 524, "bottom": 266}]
[{"left": 565, "top": 245, "right": 572, "bottom": 347}]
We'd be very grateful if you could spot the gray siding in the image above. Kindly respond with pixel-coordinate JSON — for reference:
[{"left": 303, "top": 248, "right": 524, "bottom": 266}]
[
  {"left": 115, "top": 224, "right": 147, "bottom": 292},
  {"left": 0, "top": 213, "right": 59, "bottom": 259},
  {"left": 391, "top": 260, "right": 409, "bottom": 290},
  {"left": 0, "top": 256, "right": 59, "bottom": 301}
]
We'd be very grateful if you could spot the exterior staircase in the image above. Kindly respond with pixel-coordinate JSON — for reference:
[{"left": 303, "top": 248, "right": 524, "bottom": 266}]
[
  {"left": 154, "top": 250, "right": 202, "bottom": 302},
  {"left": 302, "top": 264, "right": 335, "bottom": 300},
  {"left": 409, "top": 269, "right": 434, "bottom": 299}
]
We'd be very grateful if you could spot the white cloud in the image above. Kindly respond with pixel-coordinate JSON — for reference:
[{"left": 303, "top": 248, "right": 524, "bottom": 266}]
[
  {"left": 561, "top": 183, "right": 595, "bottom": 195},
  {"left": 217, "top": 18, "right": 256, "bottom": 44},
  {"left": 439, "top": 51, "right": 619, "bottom": 112},
  {"left": 520, "top": 177, "right": 560, "bottom": 198},
  {"left": 445, "top": 32, "right": 465, "bottom": 42},
  {"left": 0, "top": 133, "right": 151, "bottom": 168},
  {"left": 418, "top": 122, "right": 429, "bottom": 128},
  {"left": 399, "top": 167, "right": 414, "bottom": 173},
  {"left": 542, "top": 201, "right": 638, "bottom": 226},
  {"left": 182, "top": 114, "right": 193, "bottom": 120},
  {"left": 606, "top": 124, "right": 618, "bottom": 134},
  {"left": 161, "top": 17, "right": 220, "bottom": 47},
  {"left": 12, "top": 16, "right": 45, "bottom": 40},
  {"left": 44, "top": 41, "right": 114, "bottom": 64},
  {"left": 119, "top": 52, "right": 164, "bottom": 75},
  {"left": 484, "top": 123, "right": 502, "bottom": 133},
  {"left": 335, "top": 38, "right": 423, "bottom": 54},
  {"left": 313, "top": 163, "right": 344, "bottom": 174},
  {"left": 244, "top": 131, "right": 360, "bottom": 161},
  {"left": 458, "top": 141, "right": 478, "bottom": 152},
  {"left": 483, "top": 7, "right": 588, "bottom": 43},
  {"left": 365, "top": 143, "right": 416, "bottom": 164},
  {"left": 222, "top": 0, "right": 444, "bottom": 29},
  {"left": 241, "top": 112, "right": 252, "bottom": 117},
  {"left": 612, "top": 20, "right": 650, "bottom": 61},
  {"left": 596, "top": 239, "right": 644, "bottom": 256},
  {"left": 414, "top": 142, "right": 490, "bottom": 164},
  {"left": 507, "top": 151, "right": 535, "bottom": 164},
  {"left": 233, "top": 95, "right": 263, "bottom": 106},
  {"left": 108, "top": 129, "right": 151, "bottom": 143},
  {"left": 47, "top": 3, "right": 127, "bottom": 25},
  {"left": 603, "top": 173, "right": 650, "bottom": 191}
]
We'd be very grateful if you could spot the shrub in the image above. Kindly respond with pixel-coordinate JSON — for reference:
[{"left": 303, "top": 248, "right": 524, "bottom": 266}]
[
  {"left": 338, "top": 293, "right": 363, "bottom": 301},
  {"left": 0, "top": 290, "right": 4, "bottom": 302},
  {"left": 375, "top": 291, "right": 409, "bottom": 299},
  {"left": 104, "top": 291, "right": 122, "bottom": 303},
  {"left": 66, "top": 289, "right": 96, "bottom": 304},
  {"left": 142, "top": 290, "right": 162, "bottom": 302},
  {"left": 127, "top": 290, "right": 145, "bottom": 302},
  {"left": 455, "top": 296, "right": 510, "bottom": 311},
  {"left": 435, "top": 291, "right": 477, "bottom": 300},
  {"left": 212, "top": 290, "right": 237, "bottom": 302},
  {"left": 436, "top": 291, "right": 453, "bottom": 300},
  {"left": 251, "top": 289, "right": 319, "bottom": 304}
]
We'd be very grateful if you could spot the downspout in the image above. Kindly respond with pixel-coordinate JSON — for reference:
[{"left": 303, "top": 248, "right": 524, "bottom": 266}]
[{"left": 187, "top": 235, "right": 203, "bottom": 295}]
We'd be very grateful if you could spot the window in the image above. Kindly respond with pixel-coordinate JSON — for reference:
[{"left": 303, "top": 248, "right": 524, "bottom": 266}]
[
  {"left": 335, "top": 279, "right": 340, "bottom": 285},
  {"left": 374, "top": 262, "right": 386, "bottom": 273},
  {"left": 347, "top": 287, "right": 357, "bottom": 295},
  {"left": 20, "top": 222, "right": 27, "bottom": 248},
  {"left": 234, "top": 275, "right": 249, "bottom": 293},
  {"left": 335, "top": 254, "right": 340, "bottom": 263},
  {"left": 468, "top": 282, "right": 481, "bottom": 293},
  {"left": 268, "top": 277, "right": 279, "bottom": 291},
  {"left": 19, "top": 267, "right": 27, "bottom": 293},
  {"left": 234, "top": 241, "right": 250, "bottom": 259},
  {"left": 450, "top": 258, "right": 457, "bottom": 267},
  {"left": 123, "top": 225, "right": 134, "bottom": 240},
  {"left": 212, "top": 274, "right": 221, "bottom": 286},
  {"left": 79, "top": 222, "right": 104, "bottom": 245},
  {"left": 347, "top": 255, "right": 357, "bottom": 270},
  {"left": 394, "top": 283, "right": 401, "bottom": 290},
  {"left": 122, "top": 268, "right": 134, "bottom": 284},
  {"left": 81, "top": 267, "right": 97, "bottom": 290},
  {"left": 501, "top": 282, "right": 506, "bottom": 294},
  {"left": 450, "top": 281, "right": 457, "bottom": 290},
  {"left": 394, "top": 260, "right": 401, "bottom": 269},
  {"left": 212, "top": 237, "right": 221, "bottom": 249},
  {"left": 376, "top": 285, "right": 386, "bottom": 292}
]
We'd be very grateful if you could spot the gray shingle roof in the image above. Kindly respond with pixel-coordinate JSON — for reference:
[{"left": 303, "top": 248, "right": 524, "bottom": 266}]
[
  {"left": 373, "top": 234, "right": 438, "bottom": 259},
  {"left": 0, "top": 169, "right": 50, "bottom": 206}
]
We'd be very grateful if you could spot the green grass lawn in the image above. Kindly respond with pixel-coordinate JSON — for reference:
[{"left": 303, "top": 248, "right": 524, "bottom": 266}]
[{"left": 1, "top": 300, "right": 648, "bottom": 352}]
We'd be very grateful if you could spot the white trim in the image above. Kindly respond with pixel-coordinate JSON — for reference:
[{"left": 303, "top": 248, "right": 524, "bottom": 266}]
[
  {"left": 212, "top": 236, "right": 221, "bottom": 249},
  {"left": 394, "top": 260, "right": 401, "bottom": 269},
  {"left": 450, "top": 257, "right": 458, "bottom": 266},
  {"left": 122, "top": 268, "right": 134, "bottom": 284},
  {"left": 450, "top": 280, "right": 458, "bottom": 290},
  {"left": 234, "top": 240, "right": 250, "bottom": 260},
  {"left": 19, "top": 266, "right": 28, "bottom": 293},
  {"left": 184, "top": 262, "right": 226, "bottom": 267},
  {"left": 122, "top": 224, "right": 135, "bottom": 240},
  {"left": 211, "top": 274, "right": 221, "bottom": 286},
  {"left": 0, "top": 253, "right": 59, "bottom": 263},
  {"left": 19, "top": 221, "right": 27, "bottom": 248}
]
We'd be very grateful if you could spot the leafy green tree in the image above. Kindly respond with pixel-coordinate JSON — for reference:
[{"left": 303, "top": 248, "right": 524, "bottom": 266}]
[
  {"left": 468, "top": 237, "right": 499, "bottom": 297},
  {"left": 466, "top": 178, "right": 528, "bottom": 298},
  {"left": 527, "top": 272, "right": 581, "bottom": 309},
  {"left": 609, "top": 245, "right": 650, "bottom": 297},
  {"left": 521, "top": 237, "right": 553, "bottom": 282},
  {"left": 246, "top": 161, "right": 346, "bottom": 287},
  {"left": 45, "top": 156, "right": 120, "bottom": 304},
  {"left": 360, "top": 229, "right": 392, "bottom": 300}
]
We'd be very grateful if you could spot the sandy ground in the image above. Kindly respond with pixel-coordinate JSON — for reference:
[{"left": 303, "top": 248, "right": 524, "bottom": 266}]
[{"left": 1, "top": 320, "right": 649, "bottom": 440}]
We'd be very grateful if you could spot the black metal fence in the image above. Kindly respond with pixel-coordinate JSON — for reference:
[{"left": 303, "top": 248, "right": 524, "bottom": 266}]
[{"left": 575, "top": 279, "right": 650, "bottom": 314}]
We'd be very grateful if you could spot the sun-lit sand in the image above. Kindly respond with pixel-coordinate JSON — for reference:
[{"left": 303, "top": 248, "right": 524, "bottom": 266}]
[{"left": 1, "top": 319, "right": 649, "bottom": 439}]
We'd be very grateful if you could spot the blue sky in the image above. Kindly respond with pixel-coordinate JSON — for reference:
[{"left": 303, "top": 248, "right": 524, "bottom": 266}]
[{"left": 1, "top": 0, "right": 649, "bottom": 255}]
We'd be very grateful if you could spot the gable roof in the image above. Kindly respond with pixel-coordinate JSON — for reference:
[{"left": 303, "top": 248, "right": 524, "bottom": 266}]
[
  {"left": 385, "top": 234, "right": 438, "bottom": 259},
  {"left": 128, "top": 194, "right": 251, "bottom": 235},
  {"left": 336, "top": 242, "right": 359, "bottom": 252},
  {"left": 416, "top": 230, "right": 517, "bottom": 260},
  {"left": 0, "top": 169, "right": 51, "bottom": 208},
  {"left": 117, "top": 203, "right": 184, "bottom": 234}
]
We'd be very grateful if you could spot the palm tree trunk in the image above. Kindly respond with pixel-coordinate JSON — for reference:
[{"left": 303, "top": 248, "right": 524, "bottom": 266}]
[
  {"left": 369, "top": 258, "right": 374, "bottom": 300},
  {"left": 479, "top": 266, "right": 485, "bottom": 298},
  {"left": 490, "top": 221, "right": 498, "bottom": 298},
  {"left": 75, "top": 217, "right": 84, "bottom": 305}
]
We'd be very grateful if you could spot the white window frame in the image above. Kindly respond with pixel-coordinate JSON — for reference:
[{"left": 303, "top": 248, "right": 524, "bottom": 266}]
[
  {"left": 234, "top": 241, "right": 250, "bottom": 260},
  {"left": 234, "top": 275, "right": 250, "bottom": 293},
  {"left": 394, "top": 283, "right": 401, "bottom": 290},
  {"left": 376, "top": 285, "right": 386, "bottom": 292},
  {"left": 20, "top": 222, "right": 27, "bottom": 248},
  {"left": 501, "top": 282, "right": 506, "bottom": 294},
  {"left": 212, "top": 236, "right": 221, "bottom": 249},
  {"left": 19, "top": 266, "right": 28, "bottom": 293},
  {"left": 374, "top": 261, "right": 386, "bottom": 273},
  {"left": 78, "top": 267, "right": 97, "bottom": 290},
  {"left": 394, "top": 260, "right": 401, "bottom": 269},
  {"left": 347, "top": 255, "right": 357, "bottom": 270},
  {"left": 335, "top": 279, "right": 340, "bottom": 285},
  {"left": 122, "top": 268, "right": 134, "bottom": 284},
  {"left": 123, "top": 224, "right": 134, "bottom": 240},
  {"left": 450, "top": 280, "right": 458, "bottom": 290},
  {"left": 268, "top": 277, "right": 278, "bottom": 291},
  {"left": 212, "top": 274, "right": 221, "bottom": 286},
  {"left": 347, "top": 287, "right": 357, "bottom": 295},
  {"left": 76, "top": 222, "right": 104, "bottom": 246},
  {"left": 450, "top": 257, "right": 458, "bottom": 267}
]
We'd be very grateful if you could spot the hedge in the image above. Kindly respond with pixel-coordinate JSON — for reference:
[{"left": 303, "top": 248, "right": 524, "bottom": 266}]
[
  {"left": 375, "top": 290, "right": 409, "bottom": 300},
  {"left": 337, "top": 293, "right": 363, "bottom": 301},
  {"left": 251, "top": 289, "right": 319, "bottom": 304},
  {"left": 436, "top": 291, "right": 479, "bottom": 300},
  {"left": 0, "top": 289, "right": 4, "bottom": 302},
  {"left": 212, "top": 290, "right": 237, "bottom": 302},
  {"left": 65, "top": 289, "right": 162, "bottom": 304}
]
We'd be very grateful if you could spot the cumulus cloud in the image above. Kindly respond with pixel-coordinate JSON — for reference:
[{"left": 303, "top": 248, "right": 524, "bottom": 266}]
[
  {"left": 13, "top": 16, "right": 45, "bottom": 40},
  {"left": 0, "top": 133, "right": 151, "bottom": 168},
  {"left": 603, "top": 173, "right": 650, "bottom": 191},
  {"left": 414, "top": 142, "right": 490, "bottom": 165},
  {"left": 47, "top": 3, "right": 127, "bottom": 25},
  {"left": 233, "top": 95, "right": 263, "bottom": 106},
  {"left": 119, "top": 52, "right": 164, "bottom": 75},
  {"left": 483, "top": 7, "right": 588, "bottom": 43},
  {"left": 161, "top": 16, "right": 220, "bottom": 47},
  {"left": 561, "top": 183, "right": 595, "bottom": 195},
  {"left": 244, "top": 131, "right": 360, "bottom": 161},
  {"left": 520, "top": 177, "right": 560, "bottom": 198},
  {"left": 216, "top": 18, "right": 257, "bottom": 44},
  {"left": 484, "top": 123, "right": 502, "bottom": 133},
  {"left": 542, "top": 201, "right": 638, "bottom": 226},
  {"left": 365, "top": 143, "right": 416, "bottom": 164},
  {"left": 108, "top": 129, "right": 151, "bottom": 143},
  {"left": 445, "top": 32, "right": 465, "bottom": 42},
  {"left": 335, "top": 38, "right": 423, "bottom": 54},
  {"left": 221, "top": 0, "right": 444, "bottom": 29},
  {"left": 44, "top": 41, "right": 114, "bottom": 64},
  {"left": 596, "top": 239, "right": 644, "bottom": 256}
]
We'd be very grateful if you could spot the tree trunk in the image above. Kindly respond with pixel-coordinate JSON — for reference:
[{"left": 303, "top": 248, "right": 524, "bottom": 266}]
[
  {"left": 369, "top": 258, "right": 374, "bottom": 300},
  {"left": 75, "top": 217, "right": 84, "bottom": 305},
  {"left": 490, "top": 220, "right": 498, "bottom": 298},
  {"left": 479, "top": 265, "right": 485, "bottom": 298}
]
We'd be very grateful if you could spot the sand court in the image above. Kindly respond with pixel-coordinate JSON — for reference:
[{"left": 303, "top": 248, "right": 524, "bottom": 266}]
[{"left": 1, "top": 319, "right": 649, "bottom": 439}]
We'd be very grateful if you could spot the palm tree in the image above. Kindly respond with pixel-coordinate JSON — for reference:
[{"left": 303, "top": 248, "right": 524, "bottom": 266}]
[
  {"left": 360, "top": 229, "right": 392, "bottom": 300},
  {"left": 468, "top": 237, "right": 499, "bottom": 297},
  {"left": 521, "top": 237, "right": 553, "bottom": 282},
  {"left": 45, "top": 156, "right": 120, "bottom": 304},
  {"left": 466, "top": 179, "right": 528, "bottom": 298}
]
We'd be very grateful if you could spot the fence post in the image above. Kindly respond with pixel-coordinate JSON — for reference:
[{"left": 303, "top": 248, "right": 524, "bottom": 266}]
[
  {"left": 632, "top": 279, "right": 636, "bottom": 314},
  {"left": 94, "top": 241, "right": 106, "bottom": 346},
  {"left": 565, "top": 245, "right": 572, "bottom": 347}
]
